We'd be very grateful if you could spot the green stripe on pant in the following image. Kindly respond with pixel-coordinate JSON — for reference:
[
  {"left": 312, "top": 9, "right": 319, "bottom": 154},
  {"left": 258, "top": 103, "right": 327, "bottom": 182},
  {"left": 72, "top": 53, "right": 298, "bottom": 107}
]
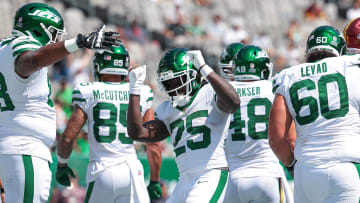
[
  {"left": 85, "top": 181, "right": 95, "bottom": 203},
  {"left": 22, "top": 155, "right": 34, "bottom": 203},
  {"left": 209, "top": 170, "right": 228, "bottom": 203}
]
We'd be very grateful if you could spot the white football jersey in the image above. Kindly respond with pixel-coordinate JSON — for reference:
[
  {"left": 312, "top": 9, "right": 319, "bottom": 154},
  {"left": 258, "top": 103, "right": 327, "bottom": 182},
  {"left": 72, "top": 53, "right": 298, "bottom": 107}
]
[
  {"left": 0, "top": 36, "right": 56, "bottom": 162},
  {"left": 155, "top": 84, "right": 228, "bottom": 176},
  {"left": 72, "top": 81, "right": 153, "bottom": 182},
  {"left": 274, "top": 54, "right": 360, "bottom": 166},
  {"left": 226, "top": 80, "right": 282, "bottom": 178}
]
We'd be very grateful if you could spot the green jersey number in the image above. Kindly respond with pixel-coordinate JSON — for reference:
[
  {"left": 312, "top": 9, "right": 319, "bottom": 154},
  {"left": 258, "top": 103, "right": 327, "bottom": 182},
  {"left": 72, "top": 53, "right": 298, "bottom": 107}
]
[
  {"left": 170, "top": 110, "right": 211, "bottom": 157},
  {"left": 93, "top": 102, "right": 135, "bottom": 144},
  {"left": 0, "top": 72, "right": 15, "bottom": 111},
  {"left": 230, "top": 98, "right": 272, "bottom": 141},
  {"left": 289, "top": 73, "right": 349, "bottom": 125}
]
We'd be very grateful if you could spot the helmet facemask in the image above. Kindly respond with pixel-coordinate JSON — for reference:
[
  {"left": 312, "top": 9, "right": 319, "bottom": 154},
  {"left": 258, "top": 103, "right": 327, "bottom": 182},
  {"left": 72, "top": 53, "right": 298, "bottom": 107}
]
[
  {"left": 159, "top": 66, "right": 198, "bottom": 107},
  {"left": 40, "top": 23, "right": 66, "bottom": 44}
]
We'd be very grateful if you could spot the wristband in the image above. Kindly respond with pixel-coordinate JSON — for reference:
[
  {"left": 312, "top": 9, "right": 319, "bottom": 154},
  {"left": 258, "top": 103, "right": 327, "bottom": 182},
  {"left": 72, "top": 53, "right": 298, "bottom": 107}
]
[
  {"left": 57, "top": 153, "right": 69, "bottom": 164},
  {"left": 200, "top": 65, "right": 214, "bottom": 78},
  {"left": 64, "top": 38, "right": 79, "bottom": 53},
  {"left": 129, "top": 88, "right": 141, "bottom": 95},
  {"left": 0, "top": 188, "right": 4, "bottom": 193},
  {"left": 286, "top": 159, "right": 297, "bottom": 168}
]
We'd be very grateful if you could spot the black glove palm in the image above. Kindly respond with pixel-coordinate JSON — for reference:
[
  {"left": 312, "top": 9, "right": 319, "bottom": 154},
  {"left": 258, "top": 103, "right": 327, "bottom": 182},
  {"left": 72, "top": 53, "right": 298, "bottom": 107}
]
[
  {"left": 76, "top": 25, "right": 121, "bottom": 50},
  {"left": 56, "top": 165, "right": 75, "bottom": 187},
  {"left": 147, "top": 181, "right": 162, "bottom": 201}
]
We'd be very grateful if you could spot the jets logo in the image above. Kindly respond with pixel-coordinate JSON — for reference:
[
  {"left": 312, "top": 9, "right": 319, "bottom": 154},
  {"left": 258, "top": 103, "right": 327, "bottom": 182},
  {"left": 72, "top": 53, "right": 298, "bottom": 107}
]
[{"left": 28, "top": 10, "right": 61, "bottom": 23}]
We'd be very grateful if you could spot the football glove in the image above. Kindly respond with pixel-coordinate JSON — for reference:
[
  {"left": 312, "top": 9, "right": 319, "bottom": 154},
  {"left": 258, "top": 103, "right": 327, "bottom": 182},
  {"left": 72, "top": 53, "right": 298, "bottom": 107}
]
[
  {"left": 147, "top": 181, "right": 162, "bottom": 201},
  {"left": 76, "top": 25, "right": 121, "bottom": 50},
  {"left": 56, "top": 165, "right": 75, "bottom": 187},
  {"left": 187, "top": 50, "right": 206, "bottom": 70},
  {"left": 129, "top": 65, "right": 146, "bottom": 95}
]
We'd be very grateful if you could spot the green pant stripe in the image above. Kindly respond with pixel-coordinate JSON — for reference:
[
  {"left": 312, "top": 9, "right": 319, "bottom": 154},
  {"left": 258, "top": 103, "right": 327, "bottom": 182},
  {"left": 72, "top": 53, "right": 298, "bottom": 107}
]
[
  {"left": 85, "top": 181, "right": 95, "bottom": 203},
  {"left": 22, "top": 155, "right": 34, "bottom": 203},
  {"left": 209, "top": 170, "right": 228, "bottom": 203}
]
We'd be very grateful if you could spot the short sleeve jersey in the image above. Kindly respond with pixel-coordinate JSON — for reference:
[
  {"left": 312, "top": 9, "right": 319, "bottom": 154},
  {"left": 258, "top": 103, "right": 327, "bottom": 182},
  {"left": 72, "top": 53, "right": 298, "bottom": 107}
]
[
  {"left": 155, "top": 84, "right": 229, "bottom": 175},
  {"left": 0, "top": 36, "right": 56, "bottom": 162},
  {"left": 274, "top": 55, "right": 360, "bottom": 165},
  {"left": 226, "top": 80, "right": 282, "bottom": 177},
  {"left": 72, "top": 82, "right": 153, "bottom": 163}
]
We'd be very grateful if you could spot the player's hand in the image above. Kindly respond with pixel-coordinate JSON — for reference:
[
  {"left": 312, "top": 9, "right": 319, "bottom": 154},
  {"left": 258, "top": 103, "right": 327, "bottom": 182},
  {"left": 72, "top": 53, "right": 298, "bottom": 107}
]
[
  {"left": 129, "top": 65, "right": 146, "bottom": 95},
  {"left": 56, "top": 165, "right": 75, "bottom": 186},
  {"left": 76, "top": 25, "right": 121, "bottom": 50},
  {"left": 147, "top": 181, "right": 162, "bottom": 201},
  {"left": 187, "top": 50, "right": 206, "bottom": 70}
]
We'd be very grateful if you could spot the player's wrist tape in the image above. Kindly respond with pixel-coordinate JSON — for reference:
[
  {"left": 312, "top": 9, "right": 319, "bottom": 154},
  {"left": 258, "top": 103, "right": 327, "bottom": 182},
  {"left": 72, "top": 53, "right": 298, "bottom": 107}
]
[
  {"left": 129, "top": 87, "right": 141, "bottom": 95},
  {"left": 286, "top": 159, "right": 297, "bottom": 168},
  {"left": 64, "top": 38, "right": 79, "bottom": 53},
  {"left": 150, "top": 180, "right": 160, "bottom": 184},
  {"left": 200, "top": 65, "right": 213, "bottom": 78},
  {"left": 57, "top": 154, "right": 69, "bottom": 164}
]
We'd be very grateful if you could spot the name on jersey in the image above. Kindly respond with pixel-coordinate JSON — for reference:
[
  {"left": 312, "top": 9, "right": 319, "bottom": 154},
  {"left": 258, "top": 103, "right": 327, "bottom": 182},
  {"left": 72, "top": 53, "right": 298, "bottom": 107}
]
[
  {"left": 93, "top": 89, "right": 129, "bottom": 101},
  {"left": 236, "top": 87, "right": 260, "bottom": 97},
  {"left": 301, "top": 62, "right": 327, "bottom": 77}
]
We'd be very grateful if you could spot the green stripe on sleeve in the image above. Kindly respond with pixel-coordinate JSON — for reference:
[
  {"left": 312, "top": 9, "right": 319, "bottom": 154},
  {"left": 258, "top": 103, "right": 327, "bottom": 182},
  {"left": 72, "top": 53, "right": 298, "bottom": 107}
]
[
  {"left": 13, "top": 48, "right": 38, "bottom": 58},
  {"left": 1, "top": 38, "right": 15, "bottom": 46},
  {"left": 85, "top": 181, "right": 95, "bottom": 203},
  {"left": 22, "top": 155, "right": 34, "bottom": 203},
  {"left": 12, "top": 41, "right": 41, "bottom": 49},
  {"left": 272, "top": 85, "right": 279, "bottom": 94},
  {"left": 209, "top": 170, "right": 228, "bottom": 203},
  {"left": 72, "top": 90, "right": 81, "bottom": 95},
  {"left": 72, "top": 97, "right": 86, "bottom": 102},
  {"left": 147, "top": 97, "right": 153, "bottom": 102}
]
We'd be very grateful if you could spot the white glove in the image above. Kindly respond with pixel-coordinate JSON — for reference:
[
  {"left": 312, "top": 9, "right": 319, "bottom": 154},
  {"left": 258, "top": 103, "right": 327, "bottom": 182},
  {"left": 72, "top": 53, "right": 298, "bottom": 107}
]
[
  {"left": 187, "top": 50, "right": 205, "bottom": 70},
  {"left": 129, "top": 65, "right": 146, "bottom": 95}
]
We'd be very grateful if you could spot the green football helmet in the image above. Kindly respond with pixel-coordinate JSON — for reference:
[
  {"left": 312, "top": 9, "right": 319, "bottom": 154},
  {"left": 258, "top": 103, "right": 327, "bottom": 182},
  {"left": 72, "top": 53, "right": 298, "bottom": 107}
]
[
  {"left": 158, "top": 48, "right": 200, "bottom": 106},
  {"left": 93, "top": 45, "right": 130, "bottom": 81},
  {"left": 12, "top": 3, "right": 66, "bottom": 46},
  {"left": 306, "top": 25, "right": 346, "bottom": 59},
  {"left": 232, "top": 45, "right": 272, "bottom": 81},
  {"left": 218, "top": 42, "right": 244, "bottom": 80}
]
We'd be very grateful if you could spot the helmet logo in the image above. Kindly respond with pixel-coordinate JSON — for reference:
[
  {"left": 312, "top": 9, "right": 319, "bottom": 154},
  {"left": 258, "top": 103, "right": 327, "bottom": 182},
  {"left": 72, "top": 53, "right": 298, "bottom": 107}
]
[
  {"left": 181, "top": 55, "right": 190, "bottom": 66},
  {"left": 28, "top": 10, "right": 61, "bottom": 23}
]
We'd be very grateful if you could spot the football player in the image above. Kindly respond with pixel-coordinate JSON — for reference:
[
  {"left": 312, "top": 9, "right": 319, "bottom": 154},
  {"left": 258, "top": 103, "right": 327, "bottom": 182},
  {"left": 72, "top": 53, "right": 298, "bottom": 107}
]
[
  {"left": 56, "top": 44, "right": 162, "bottom": 203},
  {"left": 127, "top": 48, "right": 240, "bottom": 202},
  {"left": 220, "top": 44, "right": 294, "bottom": 203},
  {"left": 269, "top": 25, "right": 360, "bottom": 202},
  {"left": 0, "top": 3, "right": 120, "bottom": 203},
  {"left": 344, "top": 17, "right": 360, "bottom": 54}
]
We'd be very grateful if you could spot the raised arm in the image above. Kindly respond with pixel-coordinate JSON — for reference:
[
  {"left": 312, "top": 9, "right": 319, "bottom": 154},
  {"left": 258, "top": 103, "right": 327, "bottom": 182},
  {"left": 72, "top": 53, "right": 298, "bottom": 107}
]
[
  {"left": 268, "top": 94, "right": 295, "bottom": 167},
  {"left": 127, "top": 65, "right": 170, "bottom": 142},
  {"left": 15, "top": 26, "right": 121, "bottom": 78},
  {"left": 187, "top": 50, "right": 240, "bottom": 113}
]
